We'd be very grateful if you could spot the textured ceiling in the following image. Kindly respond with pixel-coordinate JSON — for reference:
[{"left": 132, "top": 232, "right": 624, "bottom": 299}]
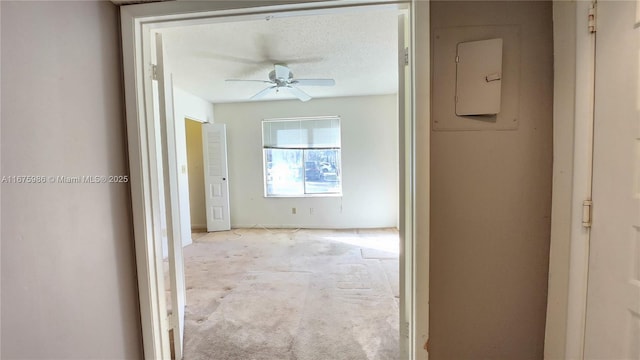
[{"left": 160, "top": 8, "right": 399, "bottom": 103}]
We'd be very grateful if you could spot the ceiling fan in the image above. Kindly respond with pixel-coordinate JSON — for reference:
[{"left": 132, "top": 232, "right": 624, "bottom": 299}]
[{"left": 225, "top": 64, "right": 335, "bottom": 102}]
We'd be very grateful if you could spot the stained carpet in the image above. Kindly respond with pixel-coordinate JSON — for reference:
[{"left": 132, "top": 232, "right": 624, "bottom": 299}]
[{"left": 174, "top": 228, "right": 399, "bottom": 360}]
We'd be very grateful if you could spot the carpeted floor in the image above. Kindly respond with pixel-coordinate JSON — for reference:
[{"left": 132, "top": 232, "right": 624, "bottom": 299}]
[{"left": 175, "top": 228, "right": 400, "bottom": 360}]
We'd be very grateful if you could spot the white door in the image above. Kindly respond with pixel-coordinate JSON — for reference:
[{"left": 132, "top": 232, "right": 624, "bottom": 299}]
[
  {"left": 155, "top": 32, "right": 186, "bottom": 360},
  {"left": 584, "top": 1, "right": 640, "bottom": 358},
  {"left": 202, "top": 123, "right": 231, "bottom": 232}
]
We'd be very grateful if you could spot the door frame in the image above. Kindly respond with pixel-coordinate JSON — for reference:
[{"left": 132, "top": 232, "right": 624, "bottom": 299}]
[
  {"left": 120, "top": 1, "right": 424, "bottom": 359},
  {"left": 545, "top": 1, "right": 597, "bottom": 359}
]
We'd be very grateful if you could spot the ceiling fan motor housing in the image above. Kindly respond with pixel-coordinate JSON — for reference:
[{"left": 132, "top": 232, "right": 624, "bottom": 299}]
[{"left": 269, "top": 69, "right": 294, "bottom": 86}]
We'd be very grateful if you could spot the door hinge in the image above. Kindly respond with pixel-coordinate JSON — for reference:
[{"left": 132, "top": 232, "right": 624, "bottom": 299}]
[
  {"left": 166, "top": 312, "right": 176, "bottom": 330},
  {"left": 455, "top": 55, "right": 459, "bottom": 63},
  {"left": 152, "top": 64, "right": 158, "bottom": 81},
  {"left": 404, "top": 47, "right": 409, "bottom": 66},
  {"left": 424, "top": 338, "right": 430, "bottom": 352},
  {"left": 588, "top": 2, "right": 597, "bottom": 33},
  {"left": 582, "top": 199, "right": 593, "bottom": 228}
]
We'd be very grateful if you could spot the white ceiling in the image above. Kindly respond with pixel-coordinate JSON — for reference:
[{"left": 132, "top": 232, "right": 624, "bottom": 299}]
[{"left": 160, "top": 8, "right": 399, "bottom": 104}]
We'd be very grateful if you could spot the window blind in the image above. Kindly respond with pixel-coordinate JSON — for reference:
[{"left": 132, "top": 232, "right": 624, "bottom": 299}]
[{"left": 263, "top": 117, "right": 341, "bottom": 149}]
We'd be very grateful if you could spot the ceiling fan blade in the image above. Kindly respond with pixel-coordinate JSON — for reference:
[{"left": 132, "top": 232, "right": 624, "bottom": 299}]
[
  {"left": 287, "top": 86, "right": 311, "bottom": 102},
  {"left": 226, "top": 79, "right": 273, "bottom": 84},
  {"left": 195, "top": 51, "right": 265, "bottom": 65},
  {"left": 250, "top": 86, "right": 276, "bottom": 100},
  {"left": 277, "top": 57, "right": 324, "bottom": 65},
  {"left": 292, "top": 79, "right": 336, "bottom": 86},
  {"left": 274, "top": 64, "right": 290, "bottom": 80}
]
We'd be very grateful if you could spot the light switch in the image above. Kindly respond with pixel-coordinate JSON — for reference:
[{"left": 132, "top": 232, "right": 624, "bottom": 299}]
[{"left": 455, "top": 38, "right": 503, "bottom": 116}]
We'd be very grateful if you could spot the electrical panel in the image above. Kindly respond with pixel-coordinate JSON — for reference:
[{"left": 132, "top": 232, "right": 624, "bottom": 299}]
[{"left": 455, "top": 38, "right": 503, "bottom": 116}]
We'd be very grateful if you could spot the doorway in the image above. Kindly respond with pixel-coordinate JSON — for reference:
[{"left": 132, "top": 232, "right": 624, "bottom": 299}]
[
  {"left": 120, "top": 1, "right": 421, "bottom": 359},
  {"left": 184, "top": 119, "right": 206, "bottom": 233},
  {"left": 169, "top": 10, "right": 402, "bottom": 358}
]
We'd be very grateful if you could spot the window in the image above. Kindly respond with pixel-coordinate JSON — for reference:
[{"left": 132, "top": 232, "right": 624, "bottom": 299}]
[{"left": 263, "top": 117, "right": 342, "bottom": 197}]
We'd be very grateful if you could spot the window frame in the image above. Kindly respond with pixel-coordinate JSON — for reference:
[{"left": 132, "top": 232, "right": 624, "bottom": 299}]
[{"left": 262, "top": 116, "right": 343, "bottom": 198}]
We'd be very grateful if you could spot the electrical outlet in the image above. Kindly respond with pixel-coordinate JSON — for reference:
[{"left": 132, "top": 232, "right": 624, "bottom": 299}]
[
  {"left": 310, "top": 207, "right": 314, "bottom": 214},
  {"left": 292, "top": 207, "right": 296, "bottom": 214}
]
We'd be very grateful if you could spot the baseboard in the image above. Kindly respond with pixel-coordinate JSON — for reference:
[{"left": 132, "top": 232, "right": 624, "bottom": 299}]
[
  {"left": 191, "top": 224, "right": 207, "bottom": 232},
  {"left": 231, "top": 223, "right": 398, "bottom": 230}
]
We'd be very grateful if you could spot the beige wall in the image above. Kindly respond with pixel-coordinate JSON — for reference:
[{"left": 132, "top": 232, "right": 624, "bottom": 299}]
[
  {"left": 429, "top": 1, "right": 553, "bottom": 358},
  {"left": 0, "top": 1, "right": 142, "bottom": 358},
  {"left": 185, "top": 119, "right": 207, "bottom": 229}
]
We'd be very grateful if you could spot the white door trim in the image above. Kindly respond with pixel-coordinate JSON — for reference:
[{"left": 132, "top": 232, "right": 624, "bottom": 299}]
[
  {"left": 564, "top": 1, "right": 596, "bottom": 358},
  {"left": 545, "top": 1, "right": 596, "bottom": 359},
  {"left": 120, "top": 1, "right": 424, "bottom": 359}
]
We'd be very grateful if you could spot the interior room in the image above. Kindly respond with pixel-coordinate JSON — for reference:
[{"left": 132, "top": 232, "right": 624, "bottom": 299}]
[{"left": 157, "top": 8, "right": 402, "bottom": 359}]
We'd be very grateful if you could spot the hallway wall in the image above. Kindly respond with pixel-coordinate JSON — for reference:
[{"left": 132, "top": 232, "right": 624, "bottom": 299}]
[
  {"left": 1, "top": 1, "right": 142, "bottom": 358},
  {"left": 429, "top": 1, "right": 554, "bottom": 358}
]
